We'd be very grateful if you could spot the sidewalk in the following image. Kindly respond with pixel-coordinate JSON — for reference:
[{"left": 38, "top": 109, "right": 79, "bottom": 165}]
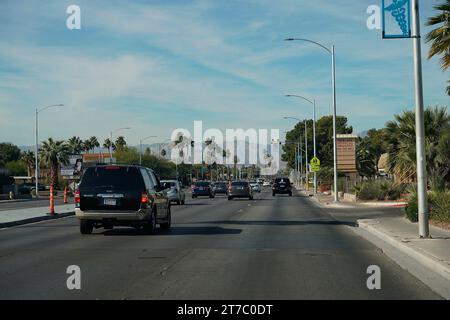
[
  {"left": 0, "top": 204, "right": 75, "bottom": 228},
  {"left": 358, "top": 217, "right": 450, "bottom": 298},
  {"left": 309, "top": 191, "right": 407, "bottom": 208}
]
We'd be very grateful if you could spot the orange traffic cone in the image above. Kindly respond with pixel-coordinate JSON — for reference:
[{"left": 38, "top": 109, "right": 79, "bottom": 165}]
[
  {"left": 63, "top": 187, "right": 68, "bottom": 204},
  {"left": 50, "top": 185, "right": 55, "bottom": 215}
]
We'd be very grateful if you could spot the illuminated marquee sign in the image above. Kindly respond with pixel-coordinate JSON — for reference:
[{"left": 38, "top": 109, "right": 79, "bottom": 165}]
[{"left": 382, "top": 0, "right": 412, "bottom": 39}]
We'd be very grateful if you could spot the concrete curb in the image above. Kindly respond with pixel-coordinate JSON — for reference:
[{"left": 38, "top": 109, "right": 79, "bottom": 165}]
[
  {"left": 358, "top": 219, "right": 450, "bottom": 283},
  {"left": 0, "top": 212, "right": 75, "bottom": 229},
  {"left": 0, "top": 198, "right": 34, "bottom": 204}
]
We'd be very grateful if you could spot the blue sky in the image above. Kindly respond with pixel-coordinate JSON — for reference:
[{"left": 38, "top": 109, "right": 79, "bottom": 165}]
[{"left": 0, "top": 0, "right": 448, "bottom": 146}]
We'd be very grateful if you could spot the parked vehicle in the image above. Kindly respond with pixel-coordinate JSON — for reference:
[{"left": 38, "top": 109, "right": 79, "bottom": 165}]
[
  {"left": 250, "top": 181, "right": 261, "bottom": 193},
  {"left": 161, "top": 180, "right": 186, "bottom": 205},
  {"left": 213, "top": 181, "right": 228, "bottom": 195},
  {"left": 191, "top": 181, "right": 215, "bottom": 198},
  {"left": 272, "top": 178, "right": 292, "bottom": 196},
  {"left": 17, "top": 183, "right": 46, "bottom": 195},
  {"left": 228, "top": 181, "right": 253, "bottom": 200},
  {"left": 75, "top": 165, "right": 171, "bottom": 234}
]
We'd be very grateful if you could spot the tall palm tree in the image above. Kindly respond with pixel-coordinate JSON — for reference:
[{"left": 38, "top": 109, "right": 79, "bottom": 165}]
[
  {"left": 39, "top": 138, "right": 70, "bottom": 189},
  {"left": 89, "top": 136, "right": 100, "bottom": 154},
  {"left": 426, "top": 0, "right": 450, "bottom": 95},
  {"left": 67, "top": 136, "right": 83, "bottom": 154},
  {"left": 115, "top": 136, "right": 127, "bottom": 150},
  {"left": 103, "top": 138, "right": 115, "bottom": 151},
  {"left": 385, "top": 106, "right": 450, "bottom": 187},
  {"left": 20, "top": 150, "right": 35, "bottom": 177},
  {"left": 83, "top": 139, "right": 93, "bottom": 153}
]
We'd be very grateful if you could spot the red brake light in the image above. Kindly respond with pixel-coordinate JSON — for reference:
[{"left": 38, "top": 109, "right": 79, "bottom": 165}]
[
  {"left": 75, "top": 189, "right": 80, "bottom": 203},
  {"left": 141, "top": 193, "right": 149, "bottom": 204}
]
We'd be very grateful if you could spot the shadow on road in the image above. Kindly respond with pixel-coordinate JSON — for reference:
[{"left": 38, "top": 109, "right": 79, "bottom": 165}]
[
  {"left": 101, "top": 226, "right": 242, "bottom": 236},
  {"left": 184, "top": 220, "right": 356, "bottom": 227}
]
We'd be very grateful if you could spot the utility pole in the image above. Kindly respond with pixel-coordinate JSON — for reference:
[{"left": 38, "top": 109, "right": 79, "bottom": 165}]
[{"left": 411, "top": 0, "right": 429, "bottom": 238}]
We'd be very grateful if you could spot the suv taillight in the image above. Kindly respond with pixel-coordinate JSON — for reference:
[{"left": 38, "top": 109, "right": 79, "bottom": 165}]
[
  {"left": 75, "top": 189, "right": 80, "bottom": 204},
  {"left": 141, "top": 193, "right": 149, "bottom": 204}
]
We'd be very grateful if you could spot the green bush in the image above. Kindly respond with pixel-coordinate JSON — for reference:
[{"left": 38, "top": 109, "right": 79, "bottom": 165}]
[
  {"left": 405, "top": 193, "right": 419, "bottom": 222},
  {"left": 353, "top": 180, "right": 404, "bottom": 201},
  {"left": 429, "top": 191, "right": 450, "bottom": 224}
]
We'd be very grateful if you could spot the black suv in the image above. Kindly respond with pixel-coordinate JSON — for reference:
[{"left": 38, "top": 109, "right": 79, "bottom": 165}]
[
  {"left": 272, "top": 178, "right": 293, "bottom": 196},
  {"left": 75, "top": 165, "right": 171, "bottom": 234}
]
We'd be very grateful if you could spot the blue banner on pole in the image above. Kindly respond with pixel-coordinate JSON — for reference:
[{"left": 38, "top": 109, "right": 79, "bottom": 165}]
[{"left": 382, "top": 0, "right": 412, "bottom": 39}]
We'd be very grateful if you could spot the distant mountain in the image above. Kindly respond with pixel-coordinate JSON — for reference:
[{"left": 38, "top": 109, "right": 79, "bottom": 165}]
[{"left": 357, "top": 130, "right": 368, "bottom": 138}]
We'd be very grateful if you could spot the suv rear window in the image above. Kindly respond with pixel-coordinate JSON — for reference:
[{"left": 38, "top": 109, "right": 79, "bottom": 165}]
[
  {"left": 80, "top": 166, "right": 145, "bottom": 190},
  {"left": 194, "top": 182, "right": 210, "bottom": 186},
  {"left": 275, "top": 178, "right": 290, "bottom": 184},
  {"left": 231, "top": 182, "right": 249, "bottom": 186}
]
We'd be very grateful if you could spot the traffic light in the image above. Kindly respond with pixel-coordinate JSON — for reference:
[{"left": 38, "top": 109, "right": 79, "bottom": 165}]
[{"left": 191, "top": 141, "right": 195, "bottom": 147}]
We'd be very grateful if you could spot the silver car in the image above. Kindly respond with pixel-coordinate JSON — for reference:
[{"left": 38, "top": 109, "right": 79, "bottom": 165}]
[
  {"left": 250, "top": 181, "right": 261, "bottom": 193},
  {"left": 161, "top": 180, "right": 186, "bottom": 205}
]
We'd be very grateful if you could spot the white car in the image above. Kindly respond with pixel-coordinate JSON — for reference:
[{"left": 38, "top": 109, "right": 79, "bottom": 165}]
[
  {"left": 263, "top": 181, "right": 271, "bottom": 187},
  {"left": 250, "top": 182, "right": 261, "bottom": 193}
]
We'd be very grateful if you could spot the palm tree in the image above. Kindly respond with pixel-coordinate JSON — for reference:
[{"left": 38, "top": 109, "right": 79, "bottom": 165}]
[
  {"left": 67, "top": 136, "right": 83, "bottom": 154},
  {"left": 83, "top": 139, "right": 93, "bottom": 153},
  {"left": 385, "top": 106, "right": 450, "bottom": 187},
  {"left": 103, "top": 138, "right": 116, "bottom": 151},
  {"left": 89, "top": 136, "right": 100, "bottom": 153},
  {"left": 115, "top": 136, "right": 127, "bottom": 150},
  {"left": 39, "top": 138, "right": 70, "bottom": 189},
  {"left": 20, "top": 150, "right": 35, "bottom": 177},
  {"left": 426, "top": 0, "right": 450, "bottom": 95}
]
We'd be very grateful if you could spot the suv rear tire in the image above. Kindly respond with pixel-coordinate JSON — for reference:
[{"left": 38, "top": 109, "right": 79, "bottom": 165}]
[
  {"left": 143, "top": 211, "right": 157, "bottom": 234},
  {"left": 80, "top": 220, "right": 94, "bottom": 234},
  {"left": 160, "top": 206, "right": 171, "bottom": 230}
]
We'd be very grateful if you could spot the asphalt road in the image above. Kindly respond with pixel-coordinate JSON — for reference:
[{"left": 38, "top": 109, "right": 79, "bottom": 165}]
[{"left": 0, "top": 188, "right": 441, "bottom": 299}]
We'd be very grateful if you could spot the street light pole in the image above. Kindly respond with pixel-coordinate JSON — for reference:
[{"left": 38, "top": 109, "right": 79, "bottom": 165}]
[
  {"left": 304, "top": 119, "right": 308, "bottom": 191},
  {"left": 34, "top": 104, "right": 64, "bottom": 198},
  {"left": 285, "top": 38, "right": 338, "bottom": 201},
  {"left": 35, "top": 108, "right": 38, "bottom": 198},
  {"left": 109, "top": 127, "right": 131, "bottom": 164},
  {"left": 411, "top": 0, "right": 429, "bottom": 238},
  {"left": 285, "top": 94, "right": 317, "bottom": 193},
  {"left": 331, "top": 45, "right": 338, "bottom": 202}
]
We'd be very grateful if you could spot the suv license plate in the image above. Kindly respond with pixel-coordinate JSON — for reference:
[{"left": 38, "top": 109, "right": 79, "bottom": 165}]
[{"left": 104, "top": 199, "right": 117, "bottom": 206}]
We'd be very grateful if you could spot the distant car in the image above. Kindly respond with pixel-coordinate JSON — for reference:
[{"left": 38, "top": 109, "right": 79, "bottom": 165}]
[
  {"left": 161, "top": 180, "right": 185, "bottom": 205},
  {"left": 262, "top": 180, "right": 271, "bottom": 187},
  {"left": 213, "top": 181, "right": 228, "bottom": 195},
  {"left": 18, "top": 183, "right": 46, "bottom": 195},
  {"left": 228, "top": 181, "right": 253, "bottom": 200},
  {"left": 272, "top": 178, "right": 292, "bottom": 196},
  {"left": 75, "top": 164, "right": 171, "bottom": 234},
  {"left": 257, "top": 178, "right": 264, "bottom": 185},
  {"left": 249, "top": 181, "right": 261, "bottom": 193},
  {"left": 191, "top": 181, "right": 215, "bottom": 198}
]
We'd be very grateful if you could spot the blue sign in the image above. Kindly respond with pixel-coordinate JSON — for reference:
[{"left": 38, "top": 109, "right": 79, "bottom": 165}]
[
  {"left": 382, "top": 0, "right": 411, "bottom": 39},
  {"left": 297, "top": 155, "right": 302, "bottom": 162}
]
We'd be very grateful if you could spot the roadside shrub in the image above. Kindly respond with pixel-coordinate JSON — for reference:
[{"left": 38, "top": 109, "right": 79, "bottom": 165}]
[
  {"left": 429, "top": 191, "right": 450, "bottom": 224},
  {"left": 405, "top": 192, "right": 419, "bottom": 222},
  {"left": 353, "top": 180, "right": 404, "bottom": 201}
]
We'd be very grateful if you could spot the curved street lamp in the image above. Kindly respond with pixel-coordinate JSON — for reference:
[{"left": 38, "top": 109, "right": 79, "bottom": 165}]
[
  {"left": 286, "top": 94, "right": 317, "bottom": 194},
  {"left": 109, "top": 127, "right": 131, "bottom": 163},
  {"left": 285, "top": 37, "right": 338, "bottom": 201},
  {"left": 35, "top": 104, "right": 64, "bottom": 198}
]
